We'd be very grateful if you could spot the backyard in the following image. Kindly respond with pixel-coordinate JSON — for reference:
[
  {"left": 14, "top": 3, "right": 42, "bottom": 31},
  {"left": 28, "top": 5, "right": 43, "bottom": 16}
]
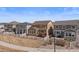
[
  {"left": 0, "top": 45, "right": 24, "bottom": 52},
  {"left": 0, "top": 34, "right": 45, "bottom": 48}
]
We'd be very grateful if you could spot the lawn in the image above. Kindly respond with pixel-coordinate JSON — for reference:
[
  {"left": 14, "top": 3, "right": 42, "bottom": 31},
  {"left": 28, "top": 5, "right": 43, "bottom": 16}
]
[
  {"left": 0, "top": 35, "right": 44, "bottom": 48},
  {"left": 0, "top": 45, "right": 24, "bottom": 52}
]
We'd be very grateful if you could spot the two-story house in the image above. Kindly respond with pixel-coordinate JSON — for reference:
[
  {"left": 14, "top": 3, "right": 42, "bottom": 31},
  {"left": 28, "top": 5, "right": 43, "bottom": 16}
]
[
  {"left": 54, "top": 20, "right": 79, "bottom": 41},
  {"left": 28, "top": 20, "right": 54, "bottom": 37}
]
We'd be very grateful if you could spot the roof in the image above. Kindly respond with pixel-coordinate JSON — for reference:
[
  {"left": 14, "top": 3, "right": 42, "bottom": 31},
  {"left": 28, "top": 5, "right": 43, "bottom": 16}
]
[
  {"left": 4, "top": 21, "right": 31, "bottom": 26},
  {"left": 9, "top": 21, "right": 19, "bottom": 25},
  {"left": 0, "top": 23, "right": 7, "bottom": 25},
  {"left": 17, "top": 22, "right": 32, "bottom": 26},
  {"left": 28, "top": 27, "right": 36, "bottom": 30},
  {"left": 21, "top": 22, "right": 31, "bottom": 25},
  {"left": 55, "top": 20, "right": 79, "bottom": 25},
  {"left": 33, "top": 20, "right": 52, "bottom": 25}
]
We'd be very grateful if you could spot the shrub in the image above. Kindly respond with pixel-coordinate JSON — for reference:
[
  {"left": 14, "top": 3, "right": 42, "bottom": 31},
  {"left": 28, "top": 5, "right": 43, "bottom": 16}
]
[
  {"left": 42, "top": 38, "right": 53, "bottom": 46},
  {"left": 55, "top": 39, "right": 66, "bottom": 47},
  {"left": 75, "top": 42, "right": 79, "bottom": 48}
]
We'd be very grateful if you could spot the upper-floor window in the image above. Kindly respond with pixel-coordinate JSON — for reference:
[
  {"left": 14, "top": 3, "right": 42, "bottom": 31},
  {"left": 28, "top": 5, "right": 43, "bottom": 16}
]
[
  {"left": 54, "top": 25, "right": 63, "bottom": 29},
  {"left": 72, "top": 26, "right": 76, "bottom": 29},
  {"left": 65, "top": 25, "right": 71, "bottom": 29},
  {"left": 54, "top": 25, "right": 58, "bottom": 29},
  {"left": 58, "top": 25, "right": 62, "bottom": 29}
]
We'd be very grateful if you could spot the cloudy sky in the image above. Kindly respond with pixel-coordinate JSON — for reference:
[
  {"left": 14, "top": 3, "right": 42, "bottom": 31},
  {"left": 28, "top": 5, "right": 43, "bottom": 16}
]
[{"left": 0, "top": 7, "right": 79, "bottom": 23}]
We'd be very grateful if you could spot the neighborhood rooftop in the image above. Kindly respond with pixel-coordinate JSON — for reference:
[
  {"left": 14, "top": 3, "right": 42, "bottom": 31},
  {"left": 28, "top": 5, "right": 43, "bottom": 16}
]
[
  {"left": 55, "top": 20, "right": 79, "bottom": 25},
  {"left": 33, "top": 20, "right": 52, "bottom": 25}
]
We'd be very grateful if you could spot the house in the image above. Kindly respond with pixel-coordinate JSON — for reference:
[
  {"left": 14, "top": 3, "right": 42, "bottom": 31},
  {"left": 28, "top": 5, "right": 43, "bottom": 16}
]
[
  {"left": 54, "top": 20, "right": 79, "bottom": 41},
  {"left": 28, "top": 20, "right": 54, "bottom": 37},
  {"left": 0, "top": 23, "right": 6, "bottom": 33},
  {"left": 4, "top": 21, "right": 19, "bottom": 34},
  {"left": 4, "top": 21, "right": 31, "bottom": 36},
  {"left": 15, "top": 22, "right": 31, "bottom": 36}
]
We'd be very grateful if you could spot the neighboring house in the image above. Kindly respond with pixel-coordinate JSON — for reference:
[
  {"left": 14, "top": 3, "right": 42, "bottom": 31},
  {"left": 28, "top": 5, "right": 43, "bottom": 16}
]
[
  {"left": 15, "top": 22, "right": 31, "bottom": 36},
  {"left": 4, "top": 21, "right": 19, "bottom": 33},
  {"left": 0, "top": 23, "right": 6, "bottom": 33},
  {"left": 54, "top": 20, "right": 79, "bottom": 41},
  {"left": 28, "top": 20, "right": 54, "bottom": 37},
  {"left": 1, "top": 20, "right": 79, "bottom": 42},
  {"left": 4, "top": 21, "right": 31, "bottom": 36}
]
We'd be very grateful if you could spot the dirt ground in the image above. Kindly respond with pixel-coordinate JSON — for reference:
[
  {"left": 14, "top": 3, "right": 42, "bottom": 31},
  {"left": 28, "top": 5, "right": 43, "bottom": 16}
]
[
  {"left": 40, "top": 43, "right": 79, "bottom": 52},
  {"left": 0, "top": 35, "right": 44, "bottom": 48},
  {"left": 0, "top": 45, "right": 24, "bottom": 52}
]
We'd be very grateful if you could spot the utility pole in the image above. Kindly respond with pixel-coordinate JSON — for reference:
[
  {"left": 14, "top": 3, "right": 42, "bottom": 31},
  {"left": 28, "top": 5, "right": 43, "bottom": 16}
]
[{"left": 54, "top": 36, "right": 56, "bottom": 52}]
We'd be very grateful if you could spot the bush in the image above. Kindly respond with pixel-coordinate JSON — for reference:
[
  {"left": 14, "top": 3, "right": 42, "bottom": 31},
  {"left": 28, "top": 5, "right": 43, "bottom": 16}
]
[
  {"left": 55, "top": 39, "right": 66, "bottom": 47},
  {"left": 75, "top": 42, "right": 79, "bottom": 48},
  {"left": 42, "top": 38, "right": 53, "bottom": 46}
]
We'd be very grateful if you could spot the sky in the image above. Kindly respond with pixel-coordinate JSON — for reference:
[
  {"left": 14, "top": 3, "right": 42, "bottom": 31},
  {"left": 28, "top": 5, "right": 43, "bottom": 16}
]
[{"left": 0, "top": 7, "right": 79, "bottom": 23}]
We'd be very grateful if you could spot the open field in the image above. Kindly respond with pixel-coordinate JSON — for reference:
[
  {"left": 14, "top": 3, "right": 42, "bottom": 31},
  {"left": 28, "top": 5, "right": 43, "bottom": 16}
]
[
  {"left": 0, "top": 38, "right": 79, "bottom": 52},
  {"left": 40, "top": 44, "right": 79, "bottom": 52},
  {"left": 0, "top": 40, "right": 54, "bottom": 52},
  {"left": 0, "top": 41, "right": 79, "bottom": 52},
  {"left": 0, "top": 34, "right": 79, "bottom": 52},
  {"left": 0, "top": 35, "right": 44, "bottom": 48},
  {"left": 0, "top": 45, "right": 24, "bottom": 52}
]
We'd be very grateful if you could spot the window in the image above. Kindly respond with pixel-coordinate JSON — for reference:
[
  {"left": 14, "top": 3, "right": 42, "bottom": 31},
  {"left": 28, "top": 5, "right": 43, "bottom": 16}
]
[
  {"left": 59, "top": 25, "right": 62, "bottom": 29},
  {"left": 66, "top": 33, "right": 68, "bottom": 36},
  {"left": 23, "top": 30, "right": 25, "bottom": 33},
  {"left": 57, "top": 31, "right": 60, "bottom": 34},
  {"left": 34, "top": 30, "right": 35, "bottom": 33},
  {"left": 72, "top": 35, "right": 74, "bottom": 37},
  {"left": 61, "top": 31, "right": 64, "bottom": 37},
  {"left": 72, "top": 26, "right": 75, "bottom": 29},
  {"left": 66, "top": 25, "right": 71, "bottom": 29},
  {"left": 20, "top": 30, "right": 22, "bottom": 34},
  {"left": 65, "top": 32, "right": 75, "bottom": 37},
  {"left": 62, "top": 26, "right": 65, "bottom": 29},
  {"left": 69, "top": 33, "right": 71, "bottom": 36},
  {"left": 54, "top": 26, "right": 58, "bottom": 29}
]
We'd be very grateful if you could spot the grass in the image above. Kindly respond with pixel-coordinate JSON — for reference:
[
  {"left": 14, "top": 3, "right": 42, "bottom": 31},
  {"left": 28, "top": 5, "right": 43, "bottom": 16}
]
[
  {"left": 0, "top": 35, "right": 44, "bottom": 48},
  {"left": 0, "top": 45, "right": 24, "bottom": 52}
]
